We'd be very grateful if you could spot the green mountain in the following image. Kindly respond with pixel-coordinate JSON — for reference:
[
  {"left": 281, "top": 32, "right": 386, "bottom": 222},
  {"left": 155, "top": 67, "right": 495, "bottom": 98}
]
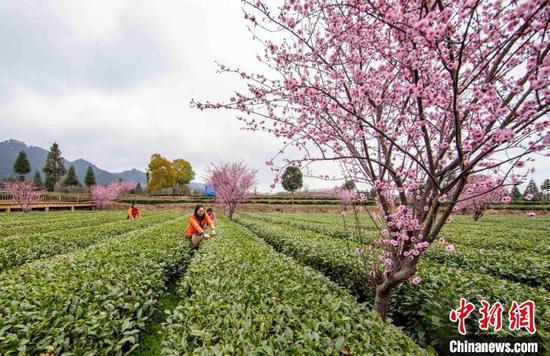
[{"left": 0, "top": 139, "right": 146, "bottom": 185}]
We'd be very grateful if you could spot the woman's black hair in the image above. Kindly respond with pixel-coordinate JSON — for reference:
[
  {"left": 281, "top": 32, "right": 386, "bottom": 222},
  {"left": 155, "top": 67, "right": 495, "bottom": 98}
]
[
  {"left": 206, "top": 208, "right": 213, "bottom": 213},
  {"left": 194, "top": 204, "right": 205, "bottom": 221}
]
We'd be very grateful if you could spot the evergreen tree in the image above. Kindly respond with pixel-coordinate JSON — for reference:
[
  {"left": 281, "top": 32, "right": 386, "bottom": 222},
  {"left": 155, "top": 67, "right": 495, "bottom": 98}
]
[
  {"left": 343, "top": 179, "right": 356, "bottom": 191},
  {"left": 368, "top": 189, "right": 377, "bottom": 201},
  {"left": 63, "top": 166, "right": 81, "bottom": 187},
  {"left": 145, "top": 169, "right": 151, "bottom": 194},
  {"left": 33, "top": 171, "right": 43, "bottom": 188},
  {"left": 541, "top": 179, "right": 550, "bottom": 201},
  {"left": 523, "top": 179, "right": 540, "bottom": 201},
  {"left": 43, "top": 142, "right": 66, "bottom": 191},
  {"left": 13, "top": 151, "right": 31, "bottom": 179},
  {"left": 511, "top": 185, "right": 522, "bottom": 201},
  {"left": 84, "top": 166, "right": 96, "bottom": 187}
]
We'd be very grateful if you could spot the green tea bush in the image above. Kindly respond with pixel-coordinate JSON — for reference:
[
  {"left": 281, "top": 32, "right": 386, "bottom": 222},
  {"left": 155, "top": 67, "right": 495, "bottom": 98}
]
[
  {"left": 235, "top": 215, "right": 549, "bottom": 346},
  {"left": 0, "top": 211, "right": 179, "bottom": 271},
  {"left": 244, "top": 213, "right": 550, "bottom": 289},
  {"left": 0, "top": 218, "right": 190, "bottom": 354},
  {"left": 162, "top": 218, "right": 423, "bottom": 355}
]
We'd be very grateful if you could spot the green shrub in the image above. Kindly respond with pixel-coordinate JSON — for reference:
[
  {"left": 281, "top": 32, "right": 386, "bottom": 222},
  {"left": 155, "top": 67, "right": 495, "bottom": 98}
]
[
  {"left": 252, "top": 212, "right": 550, "bottom": 255},
  {"left": 235, "top": 215, "right": 549, "bottom": 347},
  {"left": 0, "top": 211, "right": 104, "bottom": 230},
  {"left": 0, "top": 211, "right": 179, "bottom": 271},
  {"left": 0, "top": 217, "right": 191, "bottom": 354},
  {"left": 161, "top": 218, "right": 423, "bottom": 355},
  {"left": 244, "top": 213, "right": 550, "bottom": 288}
]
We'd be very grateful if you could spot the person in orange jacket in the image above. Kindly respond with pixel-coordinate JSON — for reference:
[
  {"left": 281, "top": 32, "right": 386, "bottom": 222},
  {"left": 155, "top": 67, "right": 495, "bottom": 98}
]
[
  {"left": 206, "top": 207, "right": 216, "bottom": 226},
  {"left": 185, "top": 204, "right": 217, "bottom": 248},
  {"left": 127, "top": 204, "right": 142, "bottom": 220}
]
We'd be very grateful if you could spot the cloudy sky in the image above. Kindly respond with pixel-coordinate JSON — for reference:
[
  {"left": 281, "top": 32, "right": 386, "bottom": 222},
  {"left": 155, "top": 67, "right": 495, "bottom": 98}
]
[
  {"left": 0, "top": 0, "right": 548, "bottom": 191},
  {"left": 0, "top": 0, "right": 299, "bottom": 191}
]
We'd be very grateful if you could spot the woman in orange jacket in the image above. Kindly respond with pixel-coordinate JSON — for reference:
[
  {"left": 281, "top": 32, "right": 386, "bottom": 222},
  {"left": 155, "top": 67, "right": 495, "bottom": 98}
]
[
  {"left": 185, "top": 204, "right": 217, "bottom": 248},
  {"left": 127, "top": 204, "right": 142, "bottom": 220}
]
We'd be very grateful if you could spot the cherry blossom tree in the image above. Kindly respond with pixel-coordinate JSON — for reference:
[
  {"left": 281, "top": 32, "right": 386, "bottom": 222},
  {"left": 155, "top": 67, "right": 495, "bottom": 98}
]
[
  {"left": 335, "top": 187, "right": 359, "bottom": 210},
  {"left": 195, "top": 0, "right": 550, "bottom": 319},
  {"left": 332, "top": 185, "right": 368, "bottom": 211},
  {"left": 115, "top": 180, "right": 136, "bottom": 198},
  {"left": 207, "top": 162, "right": 257, "bottom": 220},
  {"left": 3, "top": 180, "right": 42, "bottom": 213},
  {"left": 454, "top": 175, "right": 510, "bottom": 220},
  {"left": 91, "top": 181, "right": 135, "bottom": 210}
]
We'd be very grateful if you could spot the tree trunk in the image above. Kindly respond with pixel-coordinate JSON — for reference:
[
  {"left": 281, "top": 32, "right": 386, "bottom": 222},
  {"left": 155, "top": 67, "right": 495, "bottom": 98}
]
[
  {"left": 373, "top": 287, "right": 391, "bottom": 321},
  {"left": 473, "top": 210, "right": 483, "bottom": 221},
  {"left": 53, "top": 166, "right": 57, "bottom": 193},
  {"left": 373, "top": 263, "right": 417, "bottom": 322}
]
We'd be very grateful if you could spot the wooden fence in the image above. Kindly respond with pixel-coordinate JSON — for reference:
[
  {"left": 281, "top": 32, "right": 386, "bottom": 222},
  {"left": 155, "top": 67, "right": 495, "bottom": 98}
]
[{"left": 0, "top": 190, "right": 92, "bottom": 203}]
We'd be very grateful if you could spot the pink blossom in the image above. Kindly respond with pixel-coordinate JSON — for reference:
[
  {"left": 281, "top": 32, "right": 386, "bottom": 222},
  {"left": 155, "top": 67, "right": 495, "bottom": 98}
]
[
  {"left": 332, "top": 187, "right": 358, "bottom": 209},
  {"left": 439, "top": 237, "right": 446, "bottom": 244},
  {"left": 410, "top": 276, "right": 422, "bottom": 285},
  {"left": 526, "top": 212, "right": 536, "bottom": 217},
  {"left": 525, "top": 193, "right": 534, "bottom": 201},
  {"left": 445, "top": 244, "right": 456, "bottom": 254},
  {"left": 91, "top": 180, "right": 135, "bottom": 209},
  {"left": 415, "top": 241, "right": 430, "bottom": 250},
  {"left": 493, "top": 129, "right": 515, "bottom": 143},
  {"left": 383, "top": 258, "right": 393, "bottom": 272},
  {"left": 472, "top": 129, "right": 485, "bottom": 141}
]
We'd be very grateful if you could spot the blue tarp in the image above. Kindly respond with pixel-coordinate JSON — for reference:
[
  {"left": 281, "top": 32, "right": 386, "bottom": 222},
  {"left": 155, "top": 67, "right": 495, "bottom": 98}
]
[{"left": 204, "top": 184, "right": 217, "bottom": 196}]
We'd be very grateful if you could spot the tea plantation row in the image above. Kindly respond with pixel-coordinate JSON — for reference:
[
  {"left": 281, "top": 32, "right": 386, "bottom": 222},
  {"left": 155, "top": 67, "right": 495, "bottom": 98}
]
[{"left": 234, "top": 214, "right": 549, "bottom": 347}]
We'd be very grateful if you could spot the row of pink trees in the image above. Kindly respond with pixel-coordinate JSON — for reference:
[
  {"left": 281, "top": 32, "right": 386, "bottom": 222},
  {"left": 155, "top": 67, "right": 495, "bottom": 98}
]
[
  {"left": 207, "top": 162, "right": 257, "bottom": 219},
  {"left": 2, "top": 179, "right": 136, "bottom": 212},
  {"left": 196, "top": 0, "right": 550, "bottom": 319}
]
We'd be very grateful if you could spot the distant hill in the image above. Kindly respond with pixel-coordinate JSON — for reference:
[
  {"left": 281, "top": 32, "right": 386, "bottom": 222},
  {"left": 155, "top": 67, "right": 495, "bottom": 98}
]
[{"left": 0, "top": 139, "right": 146, "bottom": 186}]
